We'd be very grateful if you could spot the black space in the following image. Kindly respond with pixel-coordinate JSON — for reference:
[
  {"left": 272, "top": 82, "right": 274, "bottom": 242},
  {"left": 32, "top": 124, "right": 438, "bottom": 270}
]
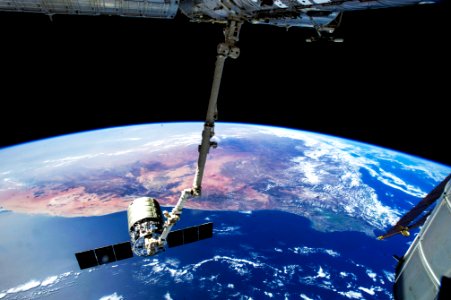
[{"left": 0, "top": 2, "right": 450, "bottom": 166}]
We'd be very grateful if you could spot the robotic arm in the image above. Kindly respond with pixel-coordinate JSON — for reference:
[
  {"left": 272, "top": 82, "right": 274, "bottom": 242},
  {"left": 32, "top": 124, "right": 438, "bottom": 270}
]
[
  {"left": 74, "top": 21, "right": 243, "bottom": 268},
  {"left": 143, "top": 20, "right": 242, "bottom": 256}
]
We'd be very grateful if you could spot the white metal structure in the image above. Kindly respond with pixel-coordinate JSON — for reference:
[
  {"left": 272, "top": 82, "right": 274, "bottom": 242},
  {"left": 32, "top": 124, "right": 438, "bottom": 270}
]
[
  {"left": 393, "top": 180, "right": 451, "bottom": 299},
  {"left": 0, "top": 0, "right": 439, "bottom": 32}
]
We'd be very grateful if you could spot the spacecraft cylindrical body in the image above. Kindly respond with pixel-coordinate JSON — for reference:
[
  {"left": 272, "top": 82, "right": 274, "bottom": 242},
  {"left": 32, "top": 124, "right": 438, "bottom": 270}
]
[
  {"left": 127, "top": 197, "right": 164, "bottom": 256},
  {"left": 127, "top": 197, "right": 163, "bottom": 231}
]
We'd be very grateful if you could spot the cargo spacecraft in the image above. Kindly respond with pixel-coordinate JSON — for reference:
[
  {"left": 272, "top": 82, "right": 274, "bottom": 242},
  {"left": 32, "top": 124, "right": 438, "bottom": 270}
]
[{"left": 75, "top": 197, "right": 213, "bottom": 269}]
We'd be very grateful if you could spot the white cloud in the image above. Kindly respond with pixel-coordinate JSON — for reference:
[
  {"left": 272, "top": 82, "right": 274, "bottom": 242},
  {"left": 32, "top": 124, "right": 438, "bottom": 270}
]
[
  {"left": 7, "top": 280, "right": 40, "bottom": 294},
  {"left": 264, "top": 291, "right": 274, "bottom": 298},
  {"left": 368, "top": 167, "right": 427, "bottom": 198},
  {"left": 264, "top": 125, "right": 451, "bottom": 232},
  {"left": 358, "top": 286, "right": 375, "bottom": 295},
  {"left": 337, "top": 291, "right": 363, "bottom": 299},
  {"left": 164, "top": 292, "right": 173, "bottom": 300},
  {"left": 99, "top": 292, "right": 124, "bottom": 300},
  {"left": 193, "top": 256, "right": 261, "bottom": 270},
  {"left": 289, "top": 246, "right": 340, "bottom": 257},
  {"left": 316, "top": 266, "right": 329, "bottom": 279},
  {"left": 41, "top": 275, "right": 58, "bottom": 287},
  {"left": 366, "top": 269, "right": 377, "bottom": 282},
  {"left": 3, "top": 271, "right": 79, "bottom": 298},
  {"left": 383, "top": 270, "right": 395, "bottom": 283},
  {"left": 294, "top": 159, "right": 320, "bottom": 184},
  {"left": 300, "top": 294, "right": 313, "bottom": 300},
  {"left": 214, "top": 225, "right": 241, "bottom": 236},
  {"left": 43, "top": 153, "right": 102, "bottom": 167},
  {"left": 288, "top": 145, "right": 401, "bottom": 232},
  {"left": 324, "top": 249, "right": 340, "bottom": 257},
  {"left": 142, "top": 258, "right": 160, "bottom": 268},
  {"left": 164, "top": 258, "right": 180, "bottom": 267}
]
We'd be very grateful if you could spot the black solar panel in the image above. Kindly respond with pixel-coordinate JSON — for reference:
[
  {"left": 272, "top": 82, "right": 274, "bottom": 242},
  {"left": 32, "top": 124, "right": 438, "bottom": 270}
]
[
  {"left": 113, "top": 242, "right": 133, "bottom": 261},
  {"left": 183, "top": 226, "right": 199, "bottom": 244},
  {"left": 167, "top": 228, "right": 184, "bottom": 248},
  {"left": 75, "top": 250, "right": 98, "bottom": 270},
  {"left": 95, "top": 246, "right": 116, "bottom": 265},
  {"left": 74, "top": 223, "right": 213, "bottom": 270},
  {"left": 199, "top": 222, "right": 213, "bottom": 240},
  {"left": 75, "top": 240, "right": 134, "bottom": 270},
  {"left": 167, "top": 222, "right": 213, "bottom": 248}
]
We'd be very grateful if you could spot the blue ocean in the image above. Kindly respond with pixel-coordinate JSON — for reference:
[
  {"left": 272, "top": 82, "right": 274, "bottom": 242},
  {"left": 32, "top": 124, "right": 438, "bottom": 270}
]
[{"left": 0, "top": 207, "right": 410, "bottom": 299}]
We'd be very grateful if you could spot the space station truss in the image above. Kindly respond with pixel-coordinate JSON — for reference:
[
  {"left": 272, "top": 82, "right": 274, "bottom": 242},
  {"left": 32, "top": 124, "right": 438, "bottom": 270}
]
[{"left": 0, "top": 0, "right": 179, "bottom": 19}]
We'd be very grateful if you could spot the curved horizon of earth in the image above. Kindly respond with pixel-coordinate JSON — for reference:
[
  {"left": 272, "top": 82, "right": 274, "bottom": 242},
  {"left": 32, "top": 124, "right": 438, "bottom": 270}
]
[
  {"left": 0, "top": 122, "right": 448, "bottom": 236},
  {"left": 0, "top": 122, "right": 450, "bottom": 299}
]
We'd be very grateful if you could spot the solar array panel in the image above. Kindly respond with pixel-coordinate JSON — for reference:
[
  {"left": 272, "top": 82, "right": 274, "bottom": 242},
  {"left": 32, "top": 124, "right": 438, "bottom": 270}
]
[
  {"left": 74, "top": 250, "right": 97, "bottom": 270},
  {"left": 167, "top": 222, "right": 213, "bottom": 248},
  {"left": 75, "top": 241, "right": 133, "bottom": 270},
  {"left": 75, "top": 223, "right": 213, "bottom": 269},
  {"left": 114, "top": 242, "right": 134, "bottom": 260}
]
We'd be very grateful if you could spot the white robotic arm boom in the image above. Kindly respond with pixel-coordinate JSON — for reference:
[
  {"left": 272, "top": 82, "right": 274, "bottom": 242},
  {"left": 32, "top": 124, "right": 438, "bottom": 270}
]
[
  {"left": 74, "top": 21, "right": 242, "bottom": 267},
  {"left": 143, "top": 21, "right": 242, "bottom": 256}
]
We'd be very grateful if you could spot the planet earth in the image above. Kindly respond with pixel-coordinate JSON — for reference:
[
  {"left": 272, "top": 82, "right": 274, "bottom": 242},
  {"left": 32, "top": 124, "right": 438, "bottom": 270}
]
[{"left": 0, "top": 122, "right": 449, "bottom": 300}]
